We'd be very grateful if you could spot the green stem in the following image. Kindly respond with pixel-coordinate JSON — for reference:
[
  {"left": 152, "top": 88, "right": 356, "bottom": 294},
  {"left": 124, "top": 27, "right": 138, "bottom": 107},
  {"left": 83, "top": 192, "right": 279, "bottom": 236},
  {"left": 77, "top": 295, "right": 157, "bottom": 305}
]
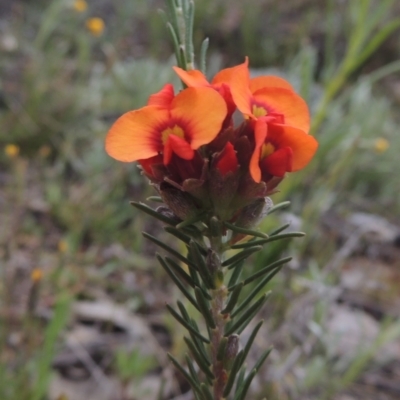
[
  {"left": 210, "top": 286, "right": 229, "bottom": 399},
  {"left": 208, "top": 228, "right": 229, "bottom": 399}
]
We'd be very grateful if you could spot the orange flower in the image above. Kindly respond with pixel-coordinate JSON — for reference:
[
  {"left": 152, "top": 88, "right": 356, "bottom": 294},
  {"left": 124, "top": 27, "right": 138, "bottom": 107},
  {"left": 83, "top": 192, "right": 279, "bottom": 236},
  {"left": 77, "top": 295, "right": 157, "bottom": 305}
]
[
  {"left": 207, "top": 58, "right": 316, "bottom": 182},
  {"left": 173, "top": 59, "right": 309, "bottom": 133},
  {"left": 212, "top": 58, "right": 310, "bottom": 133},
  {"left": 250, "top": 120, "right": 318, "bottom": 182},
  {"left": 173, "top": 60, "right": 317, "bottom": 182},
  {"left": 105, "top": 85, "right": 227, "bottom": 165},
  {"left": 173, "top": 67, "right": 236, "bottom": 118}
]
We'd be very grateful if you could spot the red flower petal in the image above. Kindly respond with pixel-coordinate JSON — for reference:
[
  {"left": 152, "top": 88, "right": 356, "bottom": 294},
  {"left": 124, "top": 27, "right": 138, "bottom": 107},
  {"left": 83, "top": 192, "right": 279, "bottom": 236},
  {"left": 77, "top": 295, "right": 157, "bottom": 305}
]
[
  {"left": 139, "top": 155, "right": 164, "bottom": 179},
  {"left": 148, "top": 84, "right": 175, "bottom": 107},
  {"left": 215, "top": 142, "right": 238, "bottom": 175},
  {"left": 163, "top": 134, "right": 195, "bottom": 165},
  {"left": 260, "top": 147, "right": 293, "bottom": 177},
  {"left": 105, "top": 106, "right": 169, "bottom": 162},
  {"left": 249, "top": 120, "right": 268, "bottom": 183},
  {"left": 268, "top": 124, "right": 318, "bottom": 171}
]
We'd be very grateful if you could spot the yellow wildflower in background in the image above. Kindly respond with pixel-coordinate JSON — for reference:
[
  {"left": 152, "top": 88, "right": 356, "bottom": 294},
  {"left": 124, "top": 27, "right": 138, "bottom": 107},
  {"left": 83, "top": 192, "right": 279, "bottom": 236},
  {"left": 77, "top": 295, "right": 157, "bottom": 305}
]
[
  {"left": 58, "top": 239, "right": 68, "bottom": 253},
  {"left": 374, "top": 137, "right": 389, "bottom": 154},
  {"left": 5, "top": 144, "right": 20, "bottom": 158},
  {"left": 73, "top": 0, "right": 87, "bottom": 12},
  {"left": 31, "top": 269, "right": 43, "bottom": 283},
  {"left": 86, "top": 17, "right": 105, "bottom": 36}
]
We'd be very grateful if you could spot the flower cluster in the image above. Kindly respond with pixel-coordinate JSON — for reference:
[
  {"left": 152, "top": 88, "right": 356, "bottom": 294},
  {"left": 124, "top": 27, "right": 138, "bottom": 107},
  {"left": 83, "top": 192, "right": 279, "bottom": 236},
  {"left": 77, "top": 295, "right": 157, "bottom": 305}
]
[{"left": 105, "top": 58, "right": 318, "bottom": 224}]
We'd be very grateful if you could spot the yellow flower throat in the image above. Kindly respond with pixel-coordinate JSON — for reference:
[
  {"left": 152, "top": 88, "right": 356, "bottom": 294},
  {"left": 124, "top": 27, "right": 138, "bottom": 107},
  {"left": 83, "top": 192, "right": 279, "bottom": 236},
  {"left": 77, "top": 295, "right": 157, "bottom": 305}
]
[
  {"left": 261, "top": 142, "right": 275, "bottom": 159},
  {"left": 252, "top": 105, "right": 267, "bottom": 118},
  {"left": 161, "top": 125, "right": 185, "bottom": 144}
]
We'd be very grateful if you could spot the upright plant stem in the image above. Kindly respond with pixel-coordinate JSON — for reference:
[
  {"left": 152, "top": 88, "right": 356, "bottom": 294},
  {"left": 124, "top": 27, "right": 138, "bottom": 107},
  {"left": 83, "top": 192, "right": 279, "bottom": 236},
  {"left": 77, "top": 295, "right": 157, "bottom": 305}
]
[
  {"left": 210, "top": 286, "right": 228, "bottom": 399},
  {"left": 208, "top": 230, "right": 229, "bottom": 399}
]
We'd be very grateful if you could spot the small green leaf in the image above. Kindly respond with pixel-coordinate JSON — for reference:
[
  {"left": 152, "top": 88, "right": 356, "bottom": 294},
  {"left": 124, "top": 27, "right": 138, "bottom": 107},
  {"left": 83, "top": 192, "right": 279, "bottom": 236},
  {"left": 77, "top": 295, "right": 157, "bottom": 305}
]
[
  {"left": 168, "top": 353, "right": 203, "bottom": 395},
  {"left": 145, "top": 232, "right": 196, "bottom": 268},
  {"left": 157, "top": 255, "right": 199, "bottom": 311},
  {"left": 146, "top": 196, "right": 163, "bottom": 203},
  {"left": 190, "top": 241, "right": 214, "bottom": 288},
  {"left": 165, "top": 226, "right": 192, "bottom": 244},
  {"left": 185, "top": 0, "right": 195, "bottom": 66},
  {"left": 131, "top": 201, "right": 177, "bottom": 225},
  {"left": 224, "top": 293, "right": 269, "bottom": 336},
  {"left": 194, "top": 287, "right": 215, "bottom": 329},
  {"left": 267, "top": 201, "right": 291, "bottom": 214},
  {"left": 269, "top": 223, "right": 290, "bottom": 236},
  {"left": 231, "top": 232, "right": 305, "bottom": 249},
  {"left": 184, "top": 337, "right": 214, "bottom": 380},
  {"left": 225, "top": 221, "right": 268, "bottom": 239},
  {"left": 239, "top": 320, "right": 264, "bottom": 370},
  {"left": 166, "top": 304, "right": 210, "bottom": 343},
  {"left": 177, "top": 300, "right": 191, "bottom": 320},
  {"left": 176, "top": 212, "right": 204, "bottom": 228},
  {"left": 165, "top": 256, "right": 196, "bottom": 288},
  {"left": 222, "top": 283, "right": 243, "bottom": 314},
  {"left": 199, "top": 37, "right": 209, "bottom": 74},
  {"left": 253, "top": 347, "right": 273, "bottom": 372},
  {"left": 235, "top": 365, "right": 246, "bottom": 395},
  {"left": 200, "top": 383, "right": 213, "bottom": 400},
  {"left": 243, "top": 256, "right": 292, "bottom": 286},
  {"left": 222, "top": 246, "right": 262, "bottom": 267},
  {"left": 228, "top": 260, "right": 244, "bottom": 287},
  {"left": 222, "top": 349, "right": 244, "bottom": 397},
  {"left": 189, "top": 318, "right": 210, "bottom": 362},
  {"left": 231, "top": 265, "right": 280, "bottom": 317},
  {"left": 233, "top": 369, "right": 257, "bottom": 400}
]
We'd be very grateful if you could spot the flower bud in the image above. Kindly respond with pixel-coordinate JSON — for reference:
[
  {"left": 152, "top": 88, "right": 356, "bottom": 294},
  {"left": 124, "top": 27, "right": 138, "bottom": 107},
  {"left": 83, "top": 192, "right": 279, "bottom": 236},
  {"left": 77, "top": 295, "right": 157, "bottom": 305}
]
[
  {"left": 206, "top": 249, "right": 224, "bottom": 287},
  {"left": 155, "top": 206, "right": 181, "bottom": 223},
  {"left": 235, "top": 197, "right": 273, "bottom": 229},
  {"left": 224, "top": 334, "right": 239, "bottom": 370},
  {"left": 159, "top": 183, "right": 199, "bottom": 221}
]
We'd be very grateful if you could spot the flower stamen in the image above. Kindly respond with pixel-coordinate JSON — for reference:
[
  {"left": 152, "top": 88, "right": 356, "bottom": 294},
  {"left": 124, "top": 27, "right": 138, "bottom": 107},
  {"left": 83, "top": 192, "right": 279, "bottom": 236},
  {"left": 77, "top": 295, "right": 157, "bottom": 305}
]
[
  {"left": 261, "top": 142, "right": 275, "bottom": 159},
  {"left": 161, "top": 125, "right": 185, "bottom": 144},
  {"left": 252, "top": 104, "right": 268, "bottom": 118}
]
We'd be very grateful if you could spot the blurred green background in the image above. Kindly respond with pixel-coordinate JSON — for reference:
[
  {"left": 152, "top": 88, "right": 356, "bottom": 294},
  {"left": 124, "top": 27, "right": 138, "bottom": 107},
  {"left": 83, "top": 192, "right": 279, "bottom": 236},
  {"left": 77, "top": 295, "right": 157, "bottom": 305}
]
[{"left": 1, "top": 0, "right": 400, "bottom": 399}]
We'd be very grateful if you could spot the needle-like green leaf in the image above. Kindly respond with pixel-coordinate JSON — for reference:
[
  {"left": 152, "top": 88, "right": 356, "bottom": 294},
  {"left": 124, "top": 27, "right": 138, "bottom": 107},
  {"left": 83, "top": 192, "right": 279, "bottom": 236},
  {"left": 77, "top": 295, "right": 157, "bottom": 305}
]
[
  {"left": 224, "top": 293, "right": 269, "bottom": 336},
  {"left": 131, "top": 201, "right": 177, "bottom": 225},
  {"left": 224, "top": 221, "right": 268, "bottom": 239},
  {"left": 222, "top": 246, "right": 262, "bottom": 267},
  {"left": 267, "top": 201, "right": 291, "bottom": 215},
  {"left": 166, "top": 304, "right": 209, "bottom": 343},
  {"left": 157, "top": 255, "right": 199, "bottom": 311},
  {"left": 145, "top": 232, "right": 196, "bottom": 268},
  {"left": 222, "top": 283, "right": 243, "bottom": 314},
  {"left": 195, "top": 287, "right": 215, "bottom": 329},
  {"left": 231, "top": 232, "right": 305, "bottom": 249}
]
